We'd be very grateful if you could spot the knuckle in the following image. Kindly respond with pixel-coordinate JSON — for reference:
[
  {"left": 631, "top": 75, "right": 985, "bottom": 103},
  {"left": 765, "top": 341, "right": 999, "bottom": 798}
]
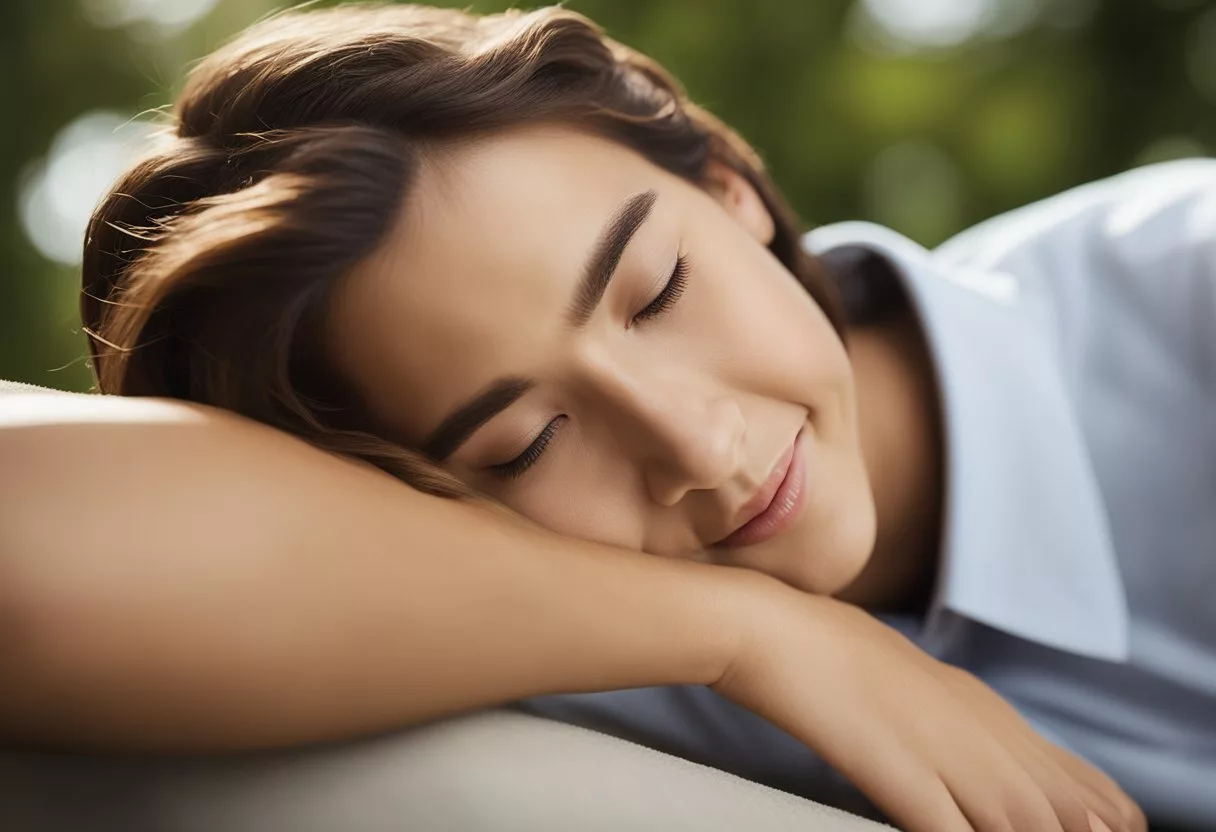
[
  {"left": 1121, "top": 796, "right": 1147, "bottom": 832},
  {"left": 1002, "top": 784, "right": 1064, "bottom": 832},
  {"left": 1049, "top": 791, "right": 1092, "bottom": 832},
  {"left": 943, "top": 664, "right": 978, "bottom": 684}
]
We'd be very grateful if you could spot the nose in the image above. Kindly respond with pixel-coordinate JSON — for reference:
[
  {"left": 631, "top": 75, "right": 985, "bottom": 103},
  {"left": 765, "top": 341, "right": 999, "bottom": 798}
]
[{"left": 589, "top": 360, "right": 747, "bottom": 507}]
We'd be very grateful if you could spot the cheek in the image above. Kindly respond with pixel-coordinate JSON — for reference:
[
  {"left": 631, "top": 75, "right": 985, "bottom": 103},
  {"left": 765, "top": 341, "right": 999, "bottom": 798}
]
[
  {"left": 500, "top": 450, "right": 647, "bottom": 551},
  {"left": 694, "top": 252, "right": 850, "bottom": 406}
]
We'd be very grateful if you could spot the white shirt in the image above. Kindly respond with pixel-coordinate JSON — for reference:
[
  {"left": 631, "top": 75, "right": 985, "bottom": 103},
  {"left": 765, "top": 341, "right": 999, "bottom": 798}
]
[{"left": 518, "top": 160, "right": 1216, "bottom": 829}]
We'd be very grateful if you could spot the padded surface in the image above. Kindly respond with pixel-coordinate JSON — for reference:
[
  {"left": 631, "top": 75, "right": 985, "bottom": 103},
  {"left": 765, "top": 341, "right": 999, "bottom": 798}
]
[
  {"left": 0, "top": 379, "right": 71, "bottom": 396},
  {"left": 0, "top": 710, "right": 890, "bottom": 831}
]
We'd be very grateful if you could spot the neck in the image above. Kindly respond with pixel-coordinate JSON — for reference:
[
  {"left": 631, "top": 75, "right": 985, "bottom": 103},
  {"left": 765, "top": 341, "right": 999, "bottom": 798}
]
[{"left": 835, "top": 313, "right": 945, "bottom": 614}]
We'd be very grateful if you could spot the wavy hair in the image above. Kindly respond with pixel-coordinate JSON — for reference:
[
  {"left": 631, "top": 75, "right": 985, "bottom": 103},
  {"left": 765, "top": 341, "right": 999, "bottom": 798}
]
[{"left": 81, "top": 2, "right": 847, "bottom": 497}]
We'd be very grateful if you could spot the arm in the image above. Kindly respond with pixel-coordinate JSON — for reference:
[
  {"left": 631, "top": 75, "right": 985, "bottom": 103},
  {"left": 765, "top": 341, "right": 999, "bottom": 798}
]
[
  {"left": 0, "top": 392, "right": 752, "bottom": 752},
  {"left": 0, "top": 392, "right": 1141, "bottom": 831}
]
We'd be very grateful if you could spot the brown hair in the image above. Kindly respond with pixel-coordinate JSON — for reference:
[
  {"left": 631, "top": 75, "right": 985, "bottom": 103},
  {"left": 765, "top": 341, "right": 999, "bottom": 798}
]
[{"left": 82, "top": 1, "right": 847, "bottom": 498}]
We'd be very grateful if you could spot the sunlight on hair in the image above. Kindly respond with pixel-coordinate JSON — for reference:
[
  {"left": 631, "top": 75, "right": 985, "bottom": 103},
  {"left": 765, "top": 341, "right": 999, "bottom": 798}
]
[
  {"left": 18, "top": 110, "right": 157, "bottom": 267},
  {"left": 81, "top": 0, "right": 219, "bottom": 38}
]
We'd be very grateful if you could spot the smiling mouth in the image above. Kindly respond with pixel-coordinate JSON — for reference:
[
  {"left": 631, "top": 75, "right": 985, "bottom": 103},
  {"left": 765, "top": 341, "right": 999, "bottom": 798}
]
[{"left": 715, "top": 427, "right": 810, "bottom": 549}]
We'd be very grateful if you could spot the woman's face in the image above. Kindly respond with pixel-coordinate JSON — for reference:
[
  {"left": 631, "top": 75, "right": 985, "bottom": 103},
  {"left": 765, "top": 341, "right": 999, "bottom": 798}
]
[{"left": 330, "top": 123, "right": 876, "bottom": 595}]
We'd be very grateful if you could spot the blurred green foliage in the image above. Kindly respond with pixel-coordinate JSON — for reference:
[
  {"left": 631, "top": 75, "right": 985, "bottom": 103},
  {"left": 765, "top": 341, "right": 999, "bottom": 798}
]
[{"left": 2, "top": 0, "right": 1213, "bottom": 390}]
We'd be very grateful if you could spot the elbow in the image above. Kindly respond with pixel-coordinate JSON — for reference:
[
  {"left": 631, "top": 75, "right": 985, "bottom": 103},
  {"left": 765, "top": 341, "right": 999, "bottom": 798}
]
[
  {"left": 0, "top": 549, "right": 53, "bottom": 744},
  {"left": 0, "top": 543, "right": 127, "bottom": 749}
]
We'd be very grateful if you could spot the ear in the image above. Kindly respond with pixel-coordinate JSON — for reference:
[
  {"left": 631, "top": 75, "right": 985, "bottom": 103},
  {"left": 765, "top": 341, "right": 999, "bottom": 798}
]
[{"left": 704, "top": 158, "right": 775, "bottom": 246}]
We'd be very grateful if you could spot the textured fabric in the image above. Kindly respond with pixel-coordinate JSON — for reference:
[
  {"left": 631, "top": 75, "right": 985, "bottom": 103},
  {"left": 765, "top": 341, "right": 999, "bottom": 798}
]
[
  {"left": 0, "top": 379, "right": 70, "bottom": 396},
  {"left": 0, "top": 710, "right": 891, "bottom": 832},
  {"left": 524, "top": 160, "right": 1216, "bottom": 830}
]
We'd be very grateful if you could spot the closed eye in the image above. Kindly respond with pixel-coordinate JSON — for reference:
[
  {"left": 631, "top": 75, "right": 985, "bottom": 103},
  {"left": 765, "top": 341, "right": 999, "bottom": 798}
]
[
  {"left": 486, "top": 415, "right": 566, "bottom": 480},
  {"left": 484, "top": 253, "right": 689, "bottom": 482},
  {"left": 632, "top": 252, "right": 689, "bottom": 324}
]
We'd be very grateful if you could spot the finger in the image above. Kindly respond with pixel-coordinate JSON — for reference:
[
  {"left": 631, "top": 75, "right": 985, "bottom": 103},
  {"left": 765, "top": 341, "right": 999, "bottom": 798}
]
[
  {"left": 1021, "top": 752, "right": 1097, "bottom": 832},
  {"left": 991, "top": 721, "right": 1120, "bottom": 832},
  {"left": 1049, "top": 763, "right": 1126, "bottom": 832},
  {"left": 959, "top": 685, "right": 1131, "bottom": 831},
  {"left": 944, "top": 754, "right": 1065, "bottom": 832},
  {"left": 1040, "top": 742, "right": 1145, "bottom": 832},
  {"left": 908, "top": 690, "right": 1067, "bottom": 832},
  {"left": 880, "top": 772, "right": 978, "bottom": 832},
  {"left": 820, "top": 731, "right": 977, "bottom": 832},
  {"left": 938, "top": 671, "right": 1118, "bottom": 832}
]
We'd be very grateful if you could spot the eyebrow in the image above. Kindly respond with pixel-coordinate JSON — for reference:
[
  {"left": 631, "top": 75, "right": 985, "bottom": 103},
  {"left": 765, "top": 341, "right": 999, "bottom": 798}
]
[
  {"left": 421, "top": 189, "right": 657, "bottom": 462},
  {"left": 566, "top": 188, "right": 658, "bottom": 327}
]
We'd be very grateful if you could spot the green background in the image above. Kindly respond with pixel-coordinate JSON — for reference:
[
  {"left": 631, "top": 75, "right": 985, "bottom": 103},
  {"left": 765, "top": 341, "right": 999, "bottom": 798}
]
[{"left": 3, "top": 0, "right": 1213, "bottom": 390}]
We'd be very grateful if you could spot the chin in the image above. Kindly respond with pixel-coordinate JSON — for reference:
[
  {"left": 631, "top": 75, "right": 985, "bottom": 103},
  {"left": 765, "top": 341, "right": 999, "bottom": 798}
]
[{"left": 788, "top": 493, "right": 878, "bottom": 597}]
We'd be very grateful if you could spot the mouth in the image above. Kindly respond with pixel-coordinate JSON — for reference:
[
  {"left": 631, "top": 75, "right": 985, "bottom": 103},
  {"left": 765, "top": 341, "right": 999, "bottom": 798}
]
[{"left": 716, "top": 427, "right": 809, "bottom": 549}]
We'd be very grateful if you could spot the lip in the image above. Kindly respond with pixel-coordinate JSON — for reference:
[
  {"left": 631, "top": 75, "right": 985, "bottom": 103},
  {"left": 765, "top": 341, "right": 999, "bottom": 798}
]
[{"left": 717, "top": 428, "right": 809, "bottom": 549}]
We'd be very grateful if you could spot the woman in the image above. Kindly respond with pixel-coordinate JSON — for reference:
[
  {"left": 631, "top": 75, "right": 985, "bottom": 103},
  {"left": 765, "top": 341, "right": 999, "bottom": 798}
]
[{"left": 3, "top": 1, "right": 1211, "bottom": 828}]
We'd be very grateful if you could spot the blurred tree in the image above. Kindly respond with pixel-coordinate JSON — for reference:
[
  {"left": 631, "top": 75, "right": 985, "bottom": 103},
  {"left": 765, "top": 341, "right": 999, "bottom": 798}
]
[{"left": 2, "top": 0, "right": 1212, "bottom": 389}]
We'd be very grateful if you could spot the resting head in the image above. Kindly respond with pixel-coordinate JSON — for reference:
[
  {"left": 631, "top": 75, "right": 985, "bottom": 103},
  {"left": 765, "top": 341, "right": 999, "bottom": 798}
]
[{"left": 81, "top": 3, "right": 878, "bottom": 596}]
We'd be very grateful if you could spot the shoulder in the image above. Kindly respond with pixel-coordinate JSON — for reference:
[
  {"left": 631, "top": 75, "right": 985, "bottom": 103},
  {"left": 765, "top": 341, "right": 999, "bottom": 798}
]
[
  {"left": 935, "top": 159, "right": 1216, "bottom": 274},
  {"left": 935, "top": 161, "right": 1216, "bottom": 390}
]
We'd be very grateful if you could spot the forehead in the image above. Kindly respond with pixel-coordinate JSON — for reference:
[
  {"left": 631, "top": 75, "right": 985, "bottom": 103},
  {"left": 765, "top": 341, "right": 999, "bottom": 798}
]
[{"left": 329, "top": 124, "right": 674, "bottom": 442}]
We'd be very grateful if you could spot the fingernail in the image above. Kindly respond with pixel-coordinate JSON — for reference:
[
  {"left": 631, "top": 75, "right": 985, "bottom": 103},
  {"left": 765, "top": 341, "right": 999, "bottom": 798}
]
[{"left": 1088, "top": 809, "right": 1114, "bottom": 832}]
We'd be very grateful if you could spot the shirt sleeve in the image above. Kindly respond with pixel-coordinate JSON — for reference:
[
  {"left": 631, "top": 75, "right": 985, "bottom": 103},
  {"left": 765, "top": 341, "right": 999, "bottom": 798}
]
[{"left": 932, "top": 159, "right": 1216, "bottom": 389}]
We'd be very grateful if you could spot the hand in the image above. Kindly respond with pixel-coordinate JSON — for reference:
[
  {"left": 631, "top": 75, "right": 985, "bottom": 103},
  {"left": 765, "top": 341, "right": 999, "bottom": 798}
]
[
  {"left": 931, "top": 661, "right": 1145, "bottom": 832},
  {"left": 711, "top": 587, "right": 1145, "bottom": 832}
]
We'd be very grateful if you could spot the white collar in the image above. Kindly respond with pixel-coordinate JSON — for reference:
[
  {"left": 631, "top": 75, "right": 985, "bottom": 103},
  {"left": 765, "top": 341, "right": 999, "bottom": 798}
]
[{"left": 804, "top": 222, "right": 1129, "bottom": 662}]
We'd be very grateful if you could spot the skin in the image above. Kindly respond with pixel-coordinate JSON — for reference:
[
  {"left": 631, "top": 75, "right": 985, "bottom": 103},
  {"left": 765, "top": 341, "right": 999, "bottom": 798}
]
[
  {"left": 0, "top": 392, "right": 1135, "bottom": 832},
  {"left": 0, "top": 122, "right": 1142, "bottom": 832},
  {"left": 329, "top": 122, "right": 943, "bottom": 608}
]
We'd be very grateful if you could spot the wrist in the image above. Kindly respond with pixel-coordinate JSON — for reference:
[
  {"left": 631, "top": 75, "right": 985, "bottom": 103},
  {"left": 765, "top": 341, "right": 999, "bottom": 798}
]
[{"left": 700, "top": 566, "right": 808, "bottom": 690}]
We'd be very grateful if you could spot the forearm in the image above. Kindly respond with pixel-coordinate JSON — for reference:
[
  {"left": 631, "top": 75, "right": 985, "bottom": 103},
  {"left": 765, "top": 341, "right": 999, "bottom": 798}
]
[{"left": 0, "top": 393, "right": 760, "bottom": 752}]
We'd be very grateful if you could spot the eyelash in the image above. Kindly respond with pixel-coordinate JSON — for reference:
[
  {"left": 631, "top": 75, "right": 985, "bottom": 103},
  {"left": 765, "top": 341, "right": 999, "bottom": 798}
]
[
  {"left": 487, "top": 253, "right": 690, "bottom": 480},
  {"left": 633, "top": 252, "right": 690, "bottom": 324},
  {"left": 487, "top": 416, "right": 566, "bottom": 480}
]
